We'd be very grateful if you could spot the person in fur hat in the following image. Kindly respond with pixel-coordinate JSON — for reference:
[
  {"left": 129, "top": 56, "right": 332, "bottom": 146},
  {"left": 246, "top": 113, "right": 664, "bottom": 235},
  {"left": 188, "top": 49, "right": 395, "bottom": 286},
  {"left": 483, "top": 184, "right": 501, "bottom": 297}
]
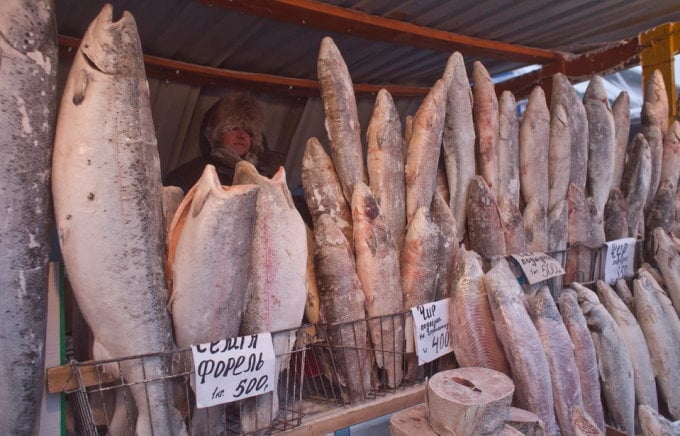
[{"left": 164, "top": 92, "right": 271, "bottom": 193}]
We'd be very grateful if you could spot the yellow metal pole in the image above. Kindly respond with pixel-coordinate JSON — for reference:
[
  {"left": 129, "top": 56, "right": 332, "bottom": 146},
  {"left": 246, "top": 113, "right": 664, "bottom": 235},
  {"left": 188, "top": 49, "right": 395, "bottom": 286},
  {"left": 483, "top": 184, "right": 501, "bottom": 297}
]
[{"left": 640, "top": 21, "right": 680, "bottom": 121}]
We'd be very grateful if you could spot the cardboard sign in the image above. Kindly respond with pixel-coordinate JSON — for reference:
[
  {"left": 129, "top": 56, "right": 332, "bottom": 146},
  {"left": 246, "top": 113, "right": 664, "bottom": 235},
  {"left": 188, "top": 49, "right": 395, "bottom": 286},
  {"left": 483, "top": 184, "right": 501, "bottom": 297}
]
[
  {"left": 510, "top": 252, "right": 565, "bottom": 284},
  {"left": 603, "top": 238, "right": 636, "bottom": 284},
  {"left": 410, "top": 298, "right": 453, "bottom": 365},
  {"left": 191, "top": 332, "right": 276, "bottom": 408}
]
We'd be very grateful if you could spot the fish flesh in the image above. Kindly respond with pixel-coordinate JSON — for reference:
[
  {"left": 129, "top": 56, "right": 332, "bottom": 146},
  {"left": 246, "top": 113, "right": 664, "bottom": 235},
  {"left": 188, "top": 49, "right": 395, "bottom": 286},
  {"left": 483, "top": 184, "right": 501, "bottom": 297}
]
[
  {"left": 571, "top": 406, "right": 604, "bottom": 436},
  {"left": 317, "top": 37, "right": 366, "bottom": 203},
  {"left": 661, "top": 120, "right": 680, "bottom": 190},
  {"left": 314, "top": 213, "right": 371, "bottom": 402},
  {"left": 523, "top": 195, "right": 548, "bottom": 253},
  {"left": 499, "top": 195, "right": 527, "bottom": 255},
  {"left": 584, "top": 76, "right": 616, "bottom": 215},
  {"left": 0, "top": 1, "right": 57, "bottom": 434},
  {"left": 552, "top": 73, "right": 589, "bottom": 193},
  {"left": 574, "top": 283, "right": 635, "bottom": 435},
  {"left": 520, "top": 86, "right": 550, "bottom": 208},
  {"left": 484, "top": 260, "right": 557, "bottom": 434},
  {"left": 548, "top": 102, "right": 571, "bottom": 211},
  {"left": 301, "top": 136, "right": 353, "bottom": 250},
  {"left": 498, "top": 90, "right": 521, "bottom": 207},
  {"left": 352, "top": 181, "right": 404, "bottom": 388},
  {"left": 558, "top": 289, "right": 606, "bottom": 432},
  {"left": 604, "top": 189, "right": 629, "bottom": 240},
  {"left": 233, "top": 163, "right": 308, "bottom": 432},
  {"left": 611, "top": 91, "right": 630, "bottom": 190},
  {"left": 472, "top": 61, "right": 500, "bottom": 195},
  {"left": 633, "top": 273, "right": 680, "bottom": 419},
  {"left": 652, "top": 228, "right": 680, "bottom": 315},
  {"left": 638, "top": 404, "right": 680, "bottom": 436},
  {"left": 442, "top": 52, "right": 475, "bottom": 239},
  {"left": 467, "top": 176, "right": 506, "bottom": 258},
  {"left": 595, "top": 280, "right": 658, "bottom": 413},
  {"left": 431, "top": 192, "right": 459, "bottom": 301},
  {"left": 405, "top": 79, "right": 446, "bottom": 223},
  {"left": 366, "top": 89, "right": 406, "bottom": 251},
  {"left": 52, "top": 5, "right": 186, "bottom": 435},
  {"left": 449, "top": 249, "right": 510, "bottom": 374},
  {"left": 622, "top": 134, "right": 652, "bottom": 238},
  {"left": 527, "top": 286, "right": 583, "bottom": 436}
]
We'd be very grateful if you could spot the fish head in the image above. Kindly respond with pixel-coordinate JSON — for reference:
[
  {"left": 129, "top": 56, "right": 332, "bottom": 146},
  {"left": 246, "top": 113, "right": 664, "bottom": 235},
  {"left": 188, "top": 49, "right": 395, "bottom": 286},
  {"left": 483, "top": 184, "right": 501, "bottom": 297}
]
[{"left": 79, "top": 4, "right": 145, "bottom": 77}]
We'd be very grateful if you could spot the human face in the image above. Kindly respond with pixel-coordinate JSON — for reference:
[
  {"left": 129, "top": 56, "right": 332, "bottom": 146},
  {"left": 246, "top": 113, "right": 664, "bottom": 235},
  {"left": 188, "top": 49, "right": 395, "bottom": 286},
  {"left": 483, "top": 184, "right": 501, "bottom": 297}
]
[{"left": 220, "top": 127, "right": 252, "bottom": 157}]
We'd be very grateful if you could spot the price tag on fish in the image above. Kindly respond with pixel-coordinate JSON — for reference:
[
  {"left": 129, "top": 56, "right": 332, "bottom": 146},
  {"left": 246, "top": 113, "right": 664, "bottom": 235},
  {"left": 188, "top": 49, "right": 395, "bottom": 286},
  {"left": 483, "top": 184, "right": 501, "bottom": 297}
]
[
  {"left": 410, "top": 298, "right": 453, "bottom": 365},
  {"left": 510, "top": 252, "right": 565, "bottom": 284},
  {"left": 191, "top": 332, "right": 276, "bottom": 408},
  {"left": 603, "top": 237, "right": 636, "bottom": 285}
]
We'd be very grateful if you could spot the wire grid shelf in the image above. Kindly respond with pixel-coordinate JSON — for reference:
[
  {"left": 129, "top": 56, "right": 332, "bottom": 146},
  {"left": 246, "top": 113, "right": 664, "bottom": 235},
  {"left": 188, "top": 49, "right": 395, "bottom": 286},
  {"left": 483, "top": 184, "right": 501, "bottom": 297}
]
[{"left": 60, "top": 326, "right": 310, "bottom": 436}]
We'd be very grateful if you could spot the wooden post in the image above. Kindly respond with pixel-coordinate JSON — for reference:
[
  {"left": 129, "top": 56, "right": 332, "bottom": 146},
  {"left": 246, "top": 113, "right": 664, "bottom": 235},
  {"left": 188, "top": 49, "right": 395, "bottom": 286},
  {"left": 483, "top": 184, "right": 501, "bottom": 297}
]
[{"left": 640, "top": 22, "right": 680, "bottom": 121}]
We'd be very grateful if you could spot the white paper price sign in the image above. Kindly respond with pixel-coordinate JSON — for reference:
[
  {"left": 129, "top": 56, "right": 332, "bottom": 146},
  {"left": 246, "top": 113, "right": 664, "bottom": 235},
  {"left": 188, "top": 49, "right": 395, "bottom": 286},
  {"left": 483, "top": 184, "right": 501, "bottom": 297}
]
[
  {"left": 410, "top": 298, "right": 453, "bottom": 365},
  {"left": 603, "top": 237, "right": 636, "bottom": 284},
  {"left": 510, "top": 252, "right": 565, "bottom": 284},
  {"left": 191, "top": 332, "right": 275, "bottom": 408}
]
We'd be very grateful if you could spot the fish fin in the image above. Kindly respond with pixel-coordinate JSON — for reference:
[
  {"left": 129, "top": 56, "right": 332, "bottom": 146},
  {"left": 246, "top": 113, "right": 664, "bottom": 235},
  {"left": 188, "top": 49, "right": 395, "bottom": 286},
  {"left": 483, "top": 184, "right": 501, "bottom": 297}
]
[{"left": 72, "top": 69, "right": 90, "bottom": 106}]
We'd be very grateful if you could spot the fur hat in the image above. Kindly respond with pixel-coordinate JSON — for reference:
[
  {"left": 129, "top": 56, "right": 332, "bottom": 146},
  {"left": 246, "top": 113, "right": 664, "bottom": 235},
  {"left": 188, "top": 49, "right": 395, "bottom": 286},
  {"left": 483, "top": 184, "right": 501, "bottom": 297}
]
[{"left": 204, "top": 92, "right": 265, "bottom": 156}]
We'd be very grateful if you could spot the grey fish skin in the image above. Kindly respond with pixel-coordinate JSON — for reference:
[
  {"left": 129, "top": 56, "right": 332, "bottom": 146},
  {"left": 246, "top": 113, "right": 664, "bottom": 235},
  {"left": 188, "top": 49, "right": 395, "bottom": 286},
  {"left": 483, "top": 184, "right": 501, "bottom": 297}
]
[
  {"left": 641, "top": 70, "right": 669, "bottom": 210},
  {"left": 595, "top": 281, "right": 658, "bottom": 413},
  {"left": 638, "top": 404, "right": 680, "bottom": 436},
  {"left": 653, "top": 228, "right": 680, "bottom": 314},
  {"left": 574, "top": 283, "right": 635, "bottom": 435},
  {"left": 622, "top": 134, "right": 652, "bottom": 238},
  {"left": 0, "top": 1, "right": 57, "bottom": 434},
  {"left": 405, "top": 79, "right": 446, "bottom": 223},
  {"left": 660, "top": 120, "right": 680, "bottom": 191},
  {"left": 604, "top": 189, "right": 629, "bottom": 240},
  {"left": 472, "top": 61, "right": 500, "bottom": 195},
  {"left": 584, "top": 76, "right": 616, "bottom": 215},
  {"left": 552, "top": 73, "right": 589, "bottom": 193},
  {"left": 366, "top": 89, "right": 406, "bottom": 252},
  {"left": 431, "top": 192, "right": 459, "bottom": 301},
  {"left": 558, "top": 289, "right": 606, "bottom": 433},
  {"left": 314, "top": 213, "right": 371, "bottom": 403},
  {"left": 498, "top": 91, "right": 521, "bottom": 207},
  {"left": 548, "top": 200, "right": 568, "bottom": 291},
  {"left": 548, "top": 102, "right": 571, "bottom": 211},
  {"left": 646, "top": 180, "right": 675, "bottom": 237},
  {"left": 587, "top": 197, "right": 606, "bottom": 248},
  {"left": 499, "top": 195, "right": 527, "bottom": 255},
  {"left": 467, "top": 176, "right": 507, "bottom": 258},
  {"left": 449, "top": 249, "right": 510, "bottom": 375},
  {"left": 52, "top": 6, "right": 186, "bottom": 436},
  {"left": 523, "top": 195, "right": 548, "bottom": 253},
  {"left": 483, "top": 260, "right": 557, "bottom": 435},
  {"left": 528, "top": 286, "right": 584, "bottom": 436},
  {"left": 301, "top": 136, "right": 354, "bottom": 250},
  {"left": 634, "top": 274, "right": 680, "bottom": 419},
  {"left": 520, "top": 86, "right": 550, "bottom": 209},
  {"left": 565, "top": 184, "right": 592, "bottom": 284},
  {"left": 317, "top": 37, "right": 366, "bottom": 203},
  {"left": 611, "top": 91, "right": 631, "bottom": 191},
  {"left": 637, "top": 269, "right": 680, "bottom": 357},
  {"left": 614, "top": 279, "right": 635, "bottom": 314},
  {"left": 442, "top": 52, "right": 476, "bottom": 239},
  {"left": 351, "top": 181, "right": 404, "bottom": 389}
]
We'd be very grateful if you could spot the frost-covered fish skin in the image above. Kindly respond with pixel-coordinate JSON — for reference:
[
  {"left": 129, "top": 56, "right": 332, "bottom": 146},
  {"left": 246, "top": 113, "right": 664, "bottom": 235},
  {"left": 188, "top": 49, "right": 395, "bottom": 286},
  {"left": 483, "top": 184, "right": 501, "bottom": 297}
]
[
  {"left": 558, "top": 289, "right": 605, "bottom": 433},
  {"left": 614, "top": 279, "right": 635, "bottom": 313},
  {"left": 367, "top": 89, "right": 406, "bottom": 251},
  {"left": 498, "top": 91, "right": 521, "bottom": 206},
  {"left": 612, "top": 92, "right": 630, "bottom": 190},
  {"left": 351, "top": 182, "right": 404, "bottom": 388},
  {"left": 317, "top": 37, "right": 366, "bottom": 203},
  {"left": 467, "top": 176, "right": 506, "bottom": 258},
  {"left": 484, "top": 260, "right": 557, "bottom": 435},
  {"left": 574, "top": 283, "right": 635, "bottom": 435},
  {"left": 604, "top": 189, "right": 629, "bottom": 240},
  {"left": 584, "top": 76, "right": 616, "bottom": 215},
  {"left": 472, "top": 61, "right": 500, "bottom": 195},
  {"left": 499, "top": 195, "right": 527, "bottom": 255},
  {"left": 549, "top": 102, "right": 571, "bottom": 211},
  {"left": 0, "top": 1, "right": 57, "bottom": 433},
  {"left": 51, "top": 5, "right": 185, "bottom": 434},
  {"left": 520, "top": 86, "right": 550, "bottom": 208},
  {"left": 641, "top": 70, "right": 669, "bottom": 210},
  {"left": 595, "top": 280, "right": 658, "bottom": 413},
  {"left": 645, "top": 180, "right": 675, "bottom": 237},
  {"left": 405, "top": 79, "right": 446, "bottom": 223},
  {"left": 639, "top": 268, "right": 680, "bottom": 347},
  {"left": 638, "top": 404, "right": 680, "bottom": 436},
  {"left": 565, "top": 184, "right": 592, "bottom": 284},
  {"left": 449, "top": 249, "right": 510, "bottom": 374},
  {"left": 548, "top": 200, "right": 568, "bottom": 291},
  {"left": 301, "top": 136, "right": 353, "bottom": 250},
  {"left": 661, "top": 120, "right": 680, "bottom": 190},
  {"left": 442, "top": 52, "right": 476, "bottom": 239},
  {"left": 622, "top": 134, "right": 652, "bottom": 237},
  {"left": 431, "top": 192, "right": 459, "bottom": 301},
  {"left": 314, "top": 214, "right": 371, "bottom": 403},
  {"left": 523, "top": 195, "right": 548, "bottom": 253},
  {"left": 652, "top": 228, "right": 680, "bottom": 314}
]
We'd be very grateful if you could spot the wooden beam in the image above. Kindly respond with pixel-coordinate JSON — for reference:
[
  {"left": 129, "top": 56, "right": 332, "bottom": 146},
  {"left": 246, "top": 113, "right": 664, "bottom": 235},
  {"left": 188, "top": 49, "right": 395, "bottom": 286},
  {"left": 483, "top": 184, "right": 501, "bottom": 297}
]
[
  {"left": 196, "top": 0, "right": 562, "bottom": 65},
  {"left": 58, "top": 35, "right": 429, "bottom": 97}
]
